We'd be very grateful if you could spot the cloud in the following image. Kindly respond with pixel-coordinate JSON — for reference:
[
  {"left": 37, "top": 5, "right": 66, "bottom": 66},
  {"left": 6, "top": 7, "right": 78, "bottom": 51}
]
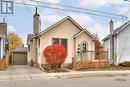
[
  {"left": 78, "top": 0, "right": 124, "bottom": 8},
  {"left": 41, "top": 15, "right": 64, "bottom": 30},
  {"left": 68, "top": 13, "right": 109, "bottom": 40},
  {"left": 118, "top": 4, "right": 130, "bottom": 20},
  {"left": 41, "top": 13, "right": 109, "bottom": 40},
  {"left": 16, "top": 0, "right": 60, "bottom": 4},
  {"left": 43, "top": 0, "right": 60, "bottom": 4},
  {"left": 7, "top": 25, "right": 16, "bottom": 33}
]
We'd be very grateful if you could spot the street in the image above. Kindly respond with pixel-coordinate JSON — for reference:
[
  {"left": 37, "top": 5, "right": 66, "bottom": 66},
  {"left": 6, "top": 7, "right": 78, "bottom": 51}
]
[{"left": 0, "top": 74, "right": 130, "bottom": 87}]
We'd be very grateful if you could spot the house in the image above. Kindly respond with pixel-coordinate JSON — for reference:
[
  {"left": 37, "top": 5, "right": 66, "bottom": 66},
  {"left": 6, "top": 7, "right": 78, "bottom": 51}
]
[
  {"left": 27, "top": 8, "right": 108, "bottom": 69},
  {"left": 0, "top": 23, "right": 7, "bottom": 60},
  {"left": 103, "top": 20, "right": 130, "bottom": 64}
]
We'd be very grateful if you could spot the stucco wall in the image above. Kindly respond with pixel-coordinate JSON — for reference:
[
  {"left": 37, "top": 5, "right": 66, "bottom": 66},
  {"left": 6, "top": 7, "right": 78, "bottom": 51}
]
[
  {"left": 75, "top": 32, "right": 95, "bottom": 60},
  {"left": 38, "top": 19, "right": 94, "bottom": 65},
  {"left": 27, "top": 41, "right": 33, "bottom": 65}
]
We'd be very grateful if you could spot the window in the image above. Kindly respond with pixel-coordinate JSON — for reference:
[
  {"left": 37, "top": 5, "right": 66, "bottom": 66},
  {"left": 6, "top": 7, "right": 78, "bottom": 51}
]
[
  {"left": 80, "top": 41, "right": 88, "bottom": 60},
  {"left": 52, "top": 38, "right": 68, "bottom": 52},
  {"left": 80, "top": 41, "right": 88, "bottom": 53},
  {"left": 61, "top": 39, "right": 67, "bottom": 51},
  {"left": 28, "top": 45, "right": 30, "bottom": 52},
  {"left": 52, "top": 38, "right": 59, "bottom": 44},
  {"left": 82, "top": 43, "right": 87, "bottom": 53}
]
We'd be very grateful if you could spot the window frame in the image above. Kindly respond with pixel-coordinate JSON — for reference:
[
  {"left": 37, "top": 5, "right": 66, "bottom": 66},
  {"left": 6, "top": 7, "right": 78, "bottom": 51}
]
[{"left": 52, "top": 38, "right": 68, "bottom": 53}]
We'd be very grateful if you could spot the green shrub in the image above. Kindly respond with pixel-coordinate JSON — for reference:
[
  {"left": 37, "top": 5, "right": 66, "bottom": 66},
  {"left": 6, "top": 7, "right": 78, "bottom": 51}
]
[{"left": 119, "top": 61, "right": 130, "bottom": 67}]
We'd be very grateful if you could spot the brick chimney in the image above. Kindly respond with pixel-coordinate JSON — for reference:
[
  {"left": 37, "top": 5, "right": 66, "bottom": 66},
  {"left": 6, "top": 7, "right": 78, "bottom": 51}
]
[
  {"left": 32, "top": 7, "right": 40, "bottom": 68},
  {"left": 33, "top": 7, "right": 39, "bottom": 36}
]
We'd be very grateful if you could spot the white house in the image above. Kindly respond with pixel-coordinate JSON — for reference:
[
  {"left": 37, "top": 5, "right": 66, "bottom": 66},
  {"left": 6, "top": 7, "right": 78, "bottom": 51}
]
[
  {"left": 103, "top": 20, "right": 130, "bottom": 64},
  {"left": 0, "top": 23, "right": 7, "bottom": 60},
  {"left": 27, "top": 8, "right": 100, "bottom": 68}
]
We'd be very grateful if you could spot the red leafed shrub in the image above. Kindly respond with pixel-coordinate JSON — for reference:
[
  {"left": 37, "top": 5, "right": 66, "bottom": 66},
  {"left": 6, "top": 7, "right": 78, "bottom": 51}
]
[{"left": 43, "top": 44, "right": 67, "bottom": 69}]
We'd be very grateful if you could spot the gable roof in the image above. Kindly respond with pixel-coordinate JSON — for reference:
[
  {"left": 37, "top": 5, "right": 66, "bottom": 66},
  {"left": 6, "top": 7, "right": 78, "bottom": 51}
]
[
  {"left": 27, "top": 34, "right": 33, "bottom": 44},
  {"left": 103, "top": 20, "right": 130, "bottom": 41},
  {"left": 38, "top": 16, "right": 94, "bottom": 38}
]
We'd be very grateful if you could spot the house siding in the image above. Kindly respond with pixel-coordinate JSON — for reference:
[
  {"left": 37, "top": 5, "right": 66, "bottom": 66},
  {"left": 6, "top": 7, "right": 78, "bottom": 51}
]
[
  {"left": 39, "top": 19, "right": 81, "bottom": 65},
  {"left": 0, "top": 37, "right": 6, "bottom": 59},
  {"left": 103, "top": 24, "right": 130, "bottom": 64},
  {"left": 75, "top": 32, "right": 94, "bottom": 60},
  {"left": 0, "top": 23, "right": 7, "bottom": 60},
  {"left": 116, "top": 25, "right": 130, "bottom": 63}
]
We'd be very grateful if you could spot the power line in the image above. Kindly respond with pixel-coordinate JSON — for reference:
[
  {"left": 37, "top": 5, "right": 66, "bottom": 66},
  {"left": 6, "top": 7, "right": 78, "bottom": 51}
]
[
  {"left": 124, "top": 3, "right": 130, "bottom": 20},
  {"left": 15, "top": 2, "right": 125, "bottom": 20},
  {"left": 21, "top": 0, "right": 42, "bottom": 33},
  {"left": 118, "top": 2, "right": 130, "bottom": 63},
  {"left": 21, "top": 0, "right": 33, "bottom": 16},
  {"left": 30, "top": 0, "right": 123, "bottom": 17}
]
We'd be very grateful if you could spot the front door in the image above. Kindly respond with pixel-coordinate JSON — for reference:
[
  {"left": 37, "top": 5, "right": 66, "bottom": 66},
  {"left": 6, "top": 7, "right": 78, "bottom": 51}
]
[{"left": 80, "top": 41, "right": 88, "bottom": 61}]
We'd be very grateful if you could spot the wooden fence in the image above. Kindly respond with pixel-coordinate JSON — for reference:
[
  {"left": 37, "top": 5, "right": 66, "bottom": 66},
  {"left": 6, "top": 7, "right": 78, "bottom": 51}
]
[
  {"left": 72, "top": 51, "right": 109, "bottom": 70},
  {"left": 0, "top": 52, "right": 10, "bottom": 70}
]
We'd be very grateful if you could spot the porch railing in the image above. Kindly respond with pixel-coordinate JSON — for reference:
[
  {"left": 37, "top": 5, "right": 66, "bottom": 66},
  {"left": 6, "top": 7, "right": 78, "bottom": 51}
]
[
  {"left": 72, "top": 51, "right": 109, "bottom": 70},
  {"left": 75, "top": 51, "right": 108, "bottom": 62},
  {"left": 0, "top": 51, "right": 10, "bottom": 70}
]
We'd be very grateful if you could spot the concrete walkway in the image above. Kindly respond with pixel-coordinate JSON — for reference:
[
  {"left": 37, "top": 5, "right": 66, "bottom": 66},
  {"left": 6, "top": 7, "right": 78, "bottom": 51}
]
[
  {"left": 1, "top": 65, "right": 130, "bottom": 82},
  {"left": 0, "top": 65, "right": 51, "bottom": 82}
]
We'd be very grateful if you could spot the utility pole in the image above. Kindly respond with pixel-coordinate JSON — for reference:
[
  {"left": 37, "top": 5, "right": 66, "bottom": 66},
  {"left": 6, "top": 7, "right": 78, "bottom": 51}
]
[{"left": 109, "top": 20, "right": 114, "bottom": 65}]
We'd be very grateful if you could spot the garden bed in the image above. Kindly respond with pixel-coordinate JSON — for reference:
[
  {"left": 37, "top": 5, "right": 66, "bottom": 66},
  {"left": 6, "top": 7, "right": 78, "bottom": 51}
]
[{"left": 76, "top": 65, "right": 130, "bottom": 71}]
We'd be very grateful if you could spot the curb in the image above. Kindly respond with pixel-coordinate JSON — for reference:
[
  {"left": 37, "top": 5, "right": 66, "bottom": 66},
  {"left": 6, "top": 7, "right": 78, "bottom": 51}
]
[{"left": 51, "top": 70, "right": 130, "bottom": 78}]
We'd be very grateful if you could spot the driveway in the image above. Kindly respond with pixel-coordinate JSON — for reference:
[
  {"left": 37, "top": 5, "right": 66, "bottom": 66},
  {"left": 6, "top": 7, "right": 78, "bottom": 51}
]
[{"left": 0, "top": 65, "right": 51, "bottom": 81}]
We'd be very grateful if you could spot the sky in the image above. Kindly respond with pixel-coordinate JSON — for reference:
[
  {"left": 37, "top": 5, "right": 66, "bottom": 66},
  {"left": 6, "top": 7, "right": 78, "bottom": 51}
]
[{"left": 1, "top": 0, "right": 130, "bottom": 46}]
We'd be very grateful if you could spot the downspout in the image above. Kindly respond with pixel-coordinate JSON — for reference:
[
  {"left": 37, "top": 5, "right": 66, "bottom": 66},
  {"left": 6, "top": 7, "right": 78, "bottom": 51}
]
[
  {"left": 39, "top": 65, "right": 44, "bottom": 71},
  {"left": 74, "top": 37, "right": 76, "bottom": 58}
]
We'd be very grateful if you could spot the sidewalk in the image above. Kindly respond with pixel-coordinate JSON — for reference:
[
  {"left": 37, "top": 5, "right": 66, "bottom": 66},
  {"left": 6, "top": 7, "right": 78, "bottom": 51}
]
[{"left": 1, "top": 65, "right": 130, "bottom": 82}]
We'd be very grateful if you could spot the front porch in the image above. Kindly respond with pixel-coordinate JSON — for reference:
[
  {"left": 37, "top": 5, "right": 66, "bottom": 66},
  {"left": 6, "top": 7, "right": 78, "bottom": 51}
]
[{"left": 72, "top": 51, "right": 109, "bottom": 70}]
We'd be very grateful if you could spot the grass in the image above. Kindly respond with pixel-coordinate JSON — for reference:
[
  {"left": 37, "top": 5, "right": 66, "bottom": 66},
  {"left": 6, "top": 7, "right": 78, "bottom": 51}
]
[
  {"left": 108, "top": 64, "right": 130, "bottom": 70},
  {"left": 75, "top": 65, "right": 130, "bottom": 71}
]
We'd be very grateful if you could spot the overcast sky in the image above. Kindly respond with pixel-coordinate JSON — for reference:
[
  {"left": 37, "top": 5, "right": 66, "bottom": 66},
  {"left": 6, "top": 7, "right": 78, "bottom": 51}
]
[{"left": 2, "top": 0, "right": 130, "bottom": 46}]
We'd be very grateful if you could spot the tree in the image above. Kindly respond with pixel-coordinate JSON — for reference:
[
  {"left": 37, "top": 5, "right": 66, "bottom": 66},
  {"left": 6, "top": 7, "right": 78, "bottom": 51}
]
[
  {"left": 94, "top": 34, "right": 101, "bottom": 60},
  {"left": 43, "top": 44, "right": 67, "bottom": 70},
  {"left": 7, "top": 32, "right": 24, "bottom": 51}
]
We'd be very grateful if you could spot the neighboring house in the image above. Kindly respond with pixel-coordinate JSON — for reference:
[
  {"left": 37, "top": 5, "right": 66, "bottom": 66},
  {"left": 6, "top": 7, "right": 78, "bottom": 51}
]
[
  {"left": 103, "top": 20, "right": 130, "bottom": 64},
  {"left": 0, "top": 23, "right": 7, "bottom": 60},
  {"left": 27, "top": 8, "right": 108, "bottom": 68}
]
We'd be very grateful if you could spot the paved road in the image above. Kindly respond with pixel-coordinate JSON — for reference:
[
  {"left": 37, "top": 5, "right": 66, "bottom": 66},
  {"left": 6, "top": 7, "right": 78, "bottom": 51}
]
[{"left": 0, "top": 74, "right": 130, "bottom": 87}]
